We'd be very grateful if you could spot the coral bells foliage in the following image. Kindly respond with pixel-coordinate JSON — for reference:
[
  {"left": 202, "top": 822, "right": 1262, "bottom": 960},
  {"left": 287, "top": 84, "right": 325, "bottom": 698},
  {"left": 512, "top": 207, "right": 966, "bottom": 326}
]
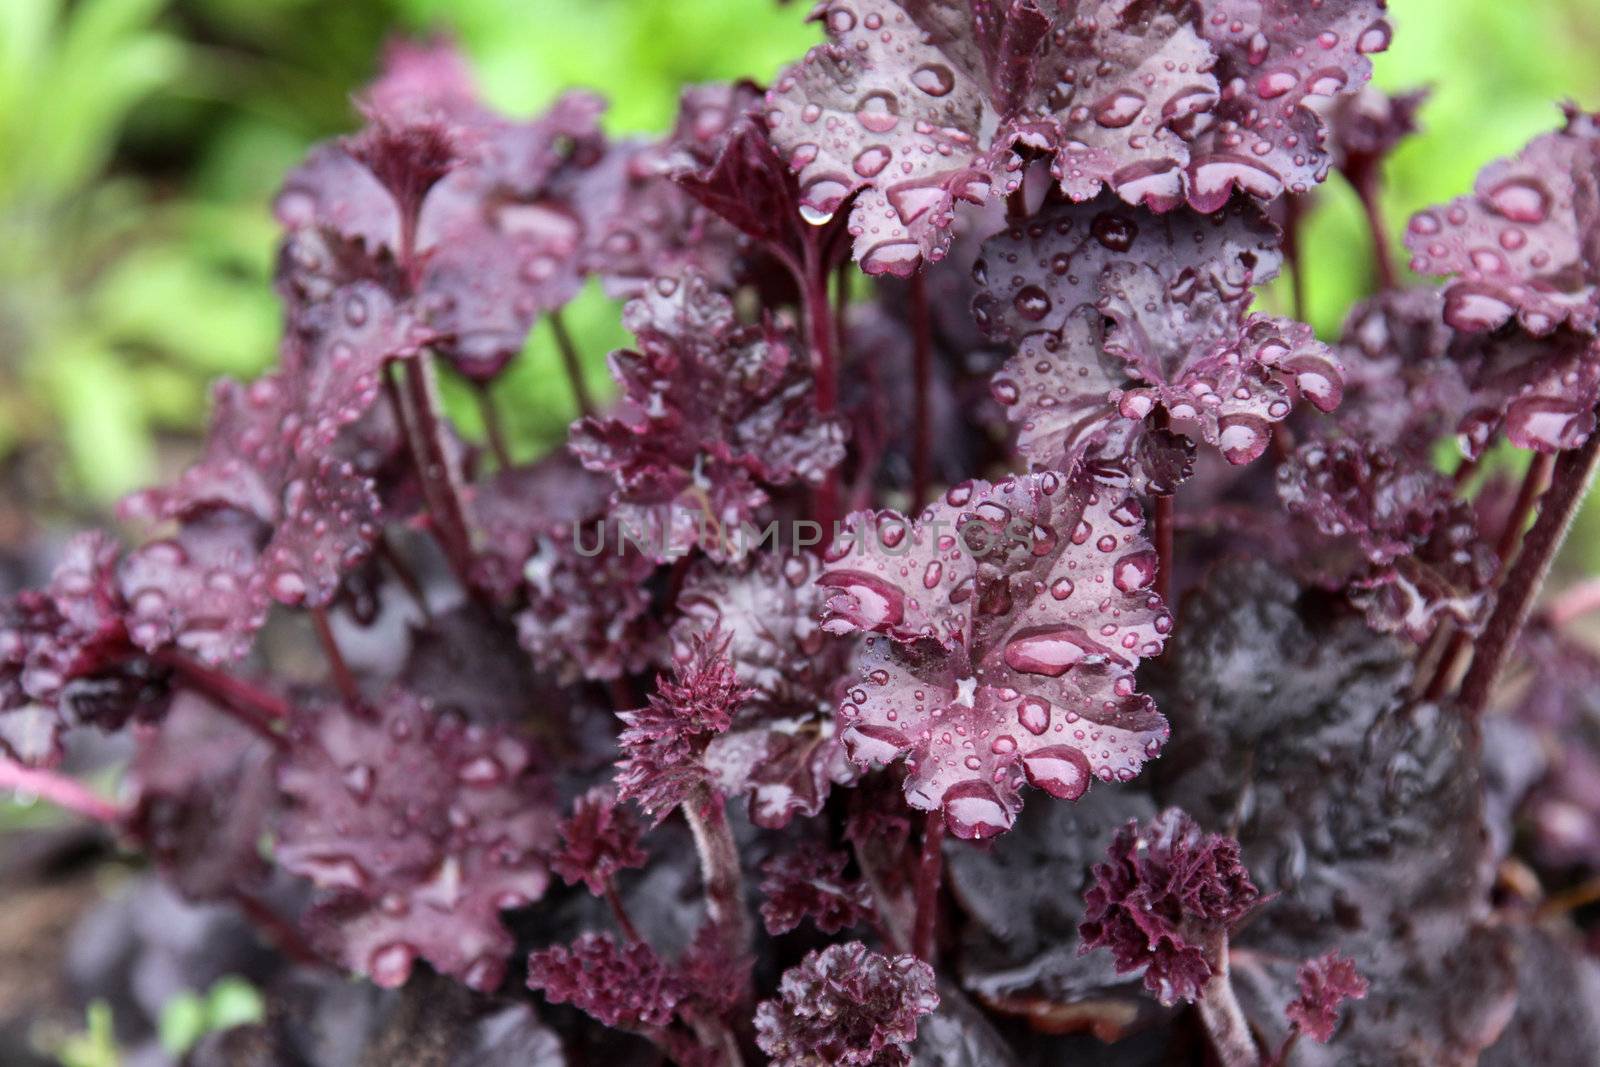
[
  {"left": 14, "top": 4, "right": 1600, "bottom": 1065},
  {"left": 1078, "top": 808, "right": 1261, "bottom": 1005}
]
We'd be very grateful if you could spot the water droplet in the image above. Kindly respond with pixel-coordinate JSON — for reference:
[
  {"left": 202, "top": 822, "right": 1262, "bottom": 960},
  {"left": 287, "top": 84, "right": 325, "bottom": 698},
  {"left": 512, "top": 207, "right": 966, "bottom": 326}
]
[
  {"left": 369, "top": 943, "right": 416, "bottom": 988},
  {"left": 1217, "top": 414, "right": 1270, "bottom": 464},
  {"left": 911, "top": 63, "right": 955, "bottom": 97},
  {"left": 941, "top": 779, "right": 1012, "bottom": 839},
  {"left": 1050, "top": 578, "right": 1075, "bottom": 600},
  {"left": 922, "top": 561, "right": 943, "bottom": 589},
  {"left": 819, "top": 571, "right": 907, "bottom": 632},
  {"left": 856, "top": 91, "right": 900, "bottom": 133},
  {"left": 269, "top": 569, "right": 307, "bottom": 605},
  {"left": 1355, "top": 20, "right": 1392, "bottom": 54},
  {"left": 825, "top": 4, "right": 856, "bottom": 33},
  {"left": 1012, "top": 285, "right": 1052, "bottom": 322},
  {"left": 1486, "top": 178, "right": 1549, "bottom": 224},
  {"left": 1255, "top": 69, "right": 1298, "bottom": 99},
  {"left": 343, "top": 763, "right": 375, "bottom": 800},
  {"left": 1003, "top": 626, "right": 1107, "bottom": 676},
  {"left": 852, "top": 145, "right": 891, "bottom": 177},
  {"left": 1017, "top": 697, "right": 1051, "bottom": 735},
  {"left": 1113, "top": 550, "right": 1158, "bottom": 593},
  {"left": 1093, "top": 90, "right": 1146, "bottom": 128},
  {"left": 1022, "top": 745, "right": 1091, "bottom": 799},
  {"left": 1091, "top": 211, "right": 1138, "bottom": 251},
  {"left": 860, "top": 239, "right": 922, "bottom": 276},
  {"left": 799, "top": 174, "right": 851, "bottom": 225},
  {"left": 459, "top": 754, "right": 506, "bottom": 786},
  {"left": 1442, "top": 285, "right": 1514, "bottom": 332}
]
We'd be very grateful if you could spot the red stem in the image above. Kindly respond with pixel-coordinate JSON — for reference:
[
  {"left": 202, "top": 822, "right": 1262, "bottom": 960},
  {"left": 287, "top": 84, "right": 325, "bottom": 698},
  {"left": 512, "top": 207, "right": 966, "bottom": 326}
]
[
  {"left": 548, "top": 310, "right": 595, "bottom": 419},
  {"left": 1154, "top": 493, "right": 1175, "bottom": 606},
  {"left": 475, "top": 382, "right": 513, "bottom": 469},
  {"left": 0, "top": 758, "right": 122, "bottom": 824},
  {"left": 158, "top": 654, "right": 289, "bottom": 745},
  {"left": 395, "top": 357, "right": 479, "bottom": 591},
  {"left": 378, "top": 535, "right": 432, "bottom": 623},
  {"left": 231, "top": 890, "right": 328, "bottom": 969},
  {"left": 1461, "top": 432, "right": 1600, "bottom": 716},
  {"left": 908, "top": 271, "right": 933, "bottom": 512},
  {"left": 912, "top": 811, "right": 944, "bottom": 963},
  {"left": 310, "top": 606, "right": 360, "bottom": 706},
  {"left": 1425, "top": 452, "right": 1554, "bottom": 702},
  {"left": 1354, "top": 173, "right": 1397, "bottom": 291},
  {"left": 800, "top": 234, "right": 841, "bottom": 538},
  {"left": 1282, "top": 193, "right": 1307, "bottom": 322},
  {"left": 605, "top": 882, "right": 643, "bottom": 944}
]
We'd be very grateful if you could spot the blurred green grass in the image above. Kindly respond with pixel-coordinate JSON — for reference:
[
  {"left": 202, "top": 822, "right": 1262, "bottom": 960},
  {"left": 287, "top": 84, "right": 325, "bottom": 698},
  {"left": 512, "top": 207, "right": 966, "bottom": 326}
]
[{"left": 2, "top": 0, "right": 1599, "bottom": 534}]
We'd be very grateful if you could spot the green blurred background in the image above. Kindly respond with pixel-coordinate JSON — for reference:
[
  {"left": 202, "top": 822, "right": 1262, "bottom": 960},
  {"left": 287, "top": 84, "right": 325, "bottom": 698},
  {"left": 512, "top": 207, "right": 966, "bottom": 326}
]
[{"left": 2, "top": 0, "right": 1599, "bottom": 525}]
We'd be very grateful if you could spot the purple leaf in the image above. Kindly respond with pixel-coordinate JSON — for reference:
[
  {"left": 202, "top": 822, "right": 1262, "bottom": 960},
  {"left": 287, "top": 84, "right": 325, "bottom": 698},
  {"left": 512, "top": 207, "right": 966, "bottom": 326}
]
[
  {"left": 1405, "top": 104, "right": 1600, "bottom": 336},
  {"left": 820, "top": 473, "right": 1171, "bottom": 839},
  {"left": 1187, "top": 0, "right": 1392, "bottom": 211},
  {"left": 570, "top": 272, "right": 846, "bottom": 561},
  {"left": 754, "top": 941, "right": 939, "bottom": 1067},
  {"left": 1078, "top": 808, "right": 1262, "bottom": 1005},
  {"left": 1286, "top": 951, "right": 1368, "bottom": 1044},
  {"left": 275, "top": 688, "right": 556, "bottom": 991},
  {"left": 527, "top": 933, "right": 686, "bottom": 1029},
  {"left": 550, "top": 786, "right": 649, "bottom": 897},
  {"left": 759, "top": 842, "right": 875, "bottom": 935}
]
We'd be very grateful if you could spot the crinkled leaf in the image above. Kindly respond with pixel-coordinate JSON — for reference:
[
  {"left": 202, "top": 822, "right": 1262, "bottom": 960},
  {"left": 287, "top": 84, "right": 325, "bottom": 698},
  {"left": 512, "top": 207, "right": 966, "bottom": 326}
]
[
  {"left": 820, "top": 472, "right": 1171, "bottom": 838},
  {"left": 571, "top": 273, "right": 845, "bottom": 562},
  {"left": 754, "top": 942, "right": 939, "bottom": 1067},
  {"left": 1406, "top": 105, "right": 1600, "bottom": 336},
  {"left": 1186, "top": 0, "right": 1392, "bottom": 211},
  {"left": 550, "top": 786, "right": 649, "bottom": 897},
  {"left": 758, "top": 842, "right": 875, "bottom": 935},
  {"left": 275, "top": 688, "right": 556, "bottom": 991}
]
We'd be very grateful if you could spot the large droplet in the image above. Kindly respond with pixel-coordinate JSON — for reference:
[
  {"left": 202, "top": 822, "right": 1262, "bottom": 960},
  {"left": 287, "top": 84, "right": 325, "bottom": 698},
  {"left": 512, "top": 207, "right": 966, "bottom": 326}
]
[
  {"left": 1442, "top": 285, "right": 1514, "bottom": 333},
  {"left": 1216, "top": 413, "right": 1271, "bottom": 464},
  {"left": 911, "top": 63, "right": 955, "bottom": 97},
  {"left": 1090, "top": 211, "right": 1138, "bottom": 251},
  {"left": 368, "top": 943, "right": 417, "bottom": 988},
  {"left": 856, "top": 91, "right": 901, "bottom": 134},
  {"left": 1092, "top": 90, "right": 1146, "bottom": 128},
  {"left": 860, "top": 239, "right": 922, "bottom": 276},
  {"left": 941, "top": 779, "right": 1013, "bottom": 839},
  {"left": 1255, "top": 69, "right": 1298, "bottom": 99},
  {"left": 818, "top": 570, "right": 907, "bottom": 632},
  {"left": 1002, "top": 625, "right": 1104, "bottom": 676},
  {"left": 1012, "top": 285, "right": 1052, "bottom": 322},
  {"left": 1016, "top": 696, "right": 1051, "bottom": 735},
  {"left": 1485, "top": 178, "right": 1549, "bottom": 224},
  {"left": 1112, "top": 550, "right": 1158, "bottom": 593},
  {"left": 853, "top": 145, "right": 892, "bottom": 177},
  {"left": 1021, "top": 745, "right": 1092, "bottom": 799}
]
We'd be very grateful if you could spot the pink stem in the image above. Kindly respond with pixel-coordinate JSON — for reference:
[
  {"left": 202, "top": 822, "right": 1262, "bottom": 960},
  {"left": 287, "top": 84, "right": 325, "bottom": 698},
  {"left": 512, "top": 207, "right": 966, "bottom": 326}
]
[
  {"left": 1425, "top": 452, "right": 1554, "bottom": 702},
  {"left": 684, "top": 786, "right": 752, "bottom": 990},
  {"left": 548, "top": 310, "right": 595, "bottom": 419},
  {"left": 605, "top": 882, "right": 643, "bottom": 944},
  {"left": 1154, "top": 494, "right": 1175, "bottom": 606},
  {"left": 912, "top": 811, "right": 944, "bottom": 963},
  {"left": 394, "top": 357, "right": 479, "bottom": 592},
  {"left": 1462, "top": 432, "right": 1600, "bottom": 716},
  {"left": 909, "top": 272, "right": 933, "bottom": 512},
  {"left": 310, "top": 606, "right": 360, "bottom": 706},
  {"left": 800, "top": 234, "right": 841, "bottom": 538},
  {"left": 0, "top": 758, "right": 122, "bottom": 824}
]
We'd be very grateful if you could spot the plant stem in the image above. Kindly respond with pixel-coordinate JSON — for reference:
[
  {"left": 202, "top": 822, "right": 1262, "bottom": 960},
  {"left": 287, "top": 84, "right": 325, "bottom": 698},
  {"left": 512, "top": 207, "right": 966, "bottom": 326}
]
[
  {"left": 378, "top": 535, "right": 432, "bottom": 623},
  {"left": 0, "top": 758, "right": 122, "bottom": 825},
  {"left": 605, "top": 882, "right": 643, "bottom": 944},
  {"left": 395, "top": 357, "right": 479, "bottom": 592},
  {"left": 912, "top": 811, "right": 944, "bottom": 963},
  {"left": 475, "top": 382, "right": 513, "bottom": 469},
  {"left": 1154, "top": 493, "right": 1175, "bottom": 605},
  {"left": 1282, "top": 193, "right": 1307, "bottom": 322},
  {"left": 908, "top": 271, "right": 933, "bottom": 511},
  {"left": 1425, "top": 452, "right": 1554, "bottom": 701},
  {"left": 159, "top": 654, "right": 290, "bottom": 745},
  {"left": 1352, "top": 174, "right": 1397, "bottom": 291},
  {"left": 849, "top": 836, "right": 911, "bottom": 954},
  {"left": 231, "top": 889, "right": 327, "bottom": 968},
  {"left": 310, "top": 606, "right": 360, "bottom": 706},
  {"left": 1196, "top": 942, "right": 1261, "bottom": 1067},
  {"left": 548, "top": 310, "right": 595, "bottom": 419},
  {"left": 1461, "top": 431, "right": 1600, "bottom": 716},
  {"left": 800, "top": 234, "right": 841, "bottom": 537},
  {"left": 683, "top": 786, "right": 752, "bottom": 985}
]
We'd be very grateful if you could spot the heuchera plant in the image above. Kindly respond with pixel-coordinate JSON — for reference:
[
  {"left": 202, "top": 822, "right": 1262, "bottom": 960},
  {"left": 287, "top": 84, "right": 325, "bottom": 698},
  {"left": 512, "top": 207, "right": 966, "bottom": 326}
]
[{"left": 7, "top": 3, "right": 1600, "bottom": 1064}]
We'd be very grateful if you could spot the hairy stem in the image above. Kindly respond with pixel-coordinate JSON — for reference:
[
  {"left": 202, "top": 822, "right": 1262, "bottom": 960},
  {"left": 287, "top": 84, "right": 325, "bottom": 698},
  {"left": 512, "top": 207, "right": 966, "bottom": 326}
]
[
  {"left": 684, "top": 786, "right": 752, "bottom": 983},
  {"left": 394, "top": 357, "right": 479, "bottom": 591},
  {"left": 1424, "top": 452, "right": 1554, "bottom": 701},
  {"left": 909, "top": 271, "right": 933, "bottom": 511},
  {"left": 1196, "top": 942, "right": 1261, "bottom": 1067},
  {"left": 310, "top": 606, "right": 361, "bottom": 706},
  {"left": 913, "top": 811, "right": 944, "bottom": 963},
  {"left": 1461, "top": 431, "right": 1600, "bottom": 715},
  {"left": 849, "top": 836, "right": 911, "bottom": 954},
  {"left": 548, "top": 310, "right": 595, "bottom": 419},
  {"left": 0, "top": 758, "right": 122, "bottom": 824},
  {"left": 475, "top": 382, "right": 513, "bottom": 468}
]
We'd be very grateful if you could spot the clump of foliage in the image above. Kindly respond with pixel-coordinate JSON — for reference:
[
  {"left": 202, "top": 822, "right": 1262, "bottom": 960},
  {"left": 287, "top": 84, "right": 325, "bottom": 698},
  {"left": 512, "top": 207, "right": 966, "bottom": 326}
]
[{"left": 5, "top": 3, "right": 1600, "bottom": 1064}]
